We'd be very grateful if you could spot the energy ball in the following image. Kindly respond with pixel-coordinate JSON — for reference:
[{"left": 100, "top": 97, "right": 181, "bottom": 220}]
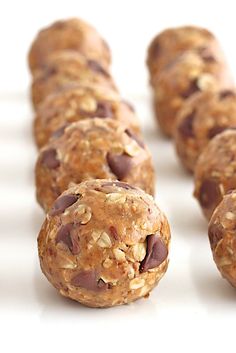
[
  {"left": 147, "top": 25, "right": 222, "bottom": 81},
  {"left": 34, "top": 84, "right": 140, "bottom": 148},
  {"left": 38, "top": 179, "right": 170, "bottom": 308},
  {"left": 153, "top": 50, "right": 233, "bottom": 137},
  {"left": 208, "top": 190, "right": 236, "bottom": 288},
  {"left": 194, "top": 129, "right": 236, "bottom": 220},
  {"left": 31, "top": 51, "right": 117, "bottom": 109},
  {"left": 175, "top": 89, "right": 236, "bottom": 173},
  {"left": 28, "top": 18, "right": 111, "bottom": 73},
  {"left": 35, "top": 118, "right": 154, "bottom": 211}
]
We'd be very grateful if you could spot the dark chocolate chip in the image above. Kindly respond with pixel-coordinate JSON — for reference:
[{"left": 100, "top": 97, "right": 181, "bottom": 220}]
[
  {"left": 87, "top": 59, "right": 109, "bottom": 77},
  {"left": 140, "top": 234, "right": 168, "bottom": 272},
  {"left": 207, "top": 125, "right": 226, "bottom": 139},
  {"left": 52, "top": 124, "right": 69, "bottom": 139},
  {"left": 50, "top": 194, "right": 79, "bottom": 216},
  {"left": 178, "top": 110, "right": 195, "bottom": 138},
  {"left": 107, "top": 153, "right": 133, "bottom": 180},
  {"left": 95, "top": 102, "right": 113, "bottom": 118},
  {"left": 109, "top": 226, "right": 119, "bottom": 240},
  {"left": 208, "top": 222, "right": 224, "bottom": 250},
  {"left": 181, "top": 79, "right": 200, "bottom": 99},
  {"left": 102, "top": 181, "right": 136, "bottom": 190},
  {"left": 219, "top": 90, "right": 236, "bottom": 100},
  {"left": 125, "top": 129, "right": 145, "bottom": 148},
  {"left": 71, "top": 270, "right": 108, "bottom": 291},
  {"left": 122, "top": 100, "right": 135, "bottom": 112},
  {"left": 41, "top": 148, "right": 60, "bottom": 169},
  {"left": 55, "top": 223, "right": 80, "bottom": 254},
  {"left": 199, "top": 179, "right": 222, "bottom": 209}
]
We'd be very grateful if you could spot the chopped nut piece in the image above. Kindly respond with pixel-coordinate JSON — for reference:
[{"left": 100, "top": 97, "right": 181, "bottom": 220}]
[
  {"left": 97, "top": 232, "right": 112, "bottom": 248},
  {"left": 113, "top": 248, "right": 126, "bottom": 262},
  {"left": 129, "top": 278, "right": 145, "bottom": 290}
]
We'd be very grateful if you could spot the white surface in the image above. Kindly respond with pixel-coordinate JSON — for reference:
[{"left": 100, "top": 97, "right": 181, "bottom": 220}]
[{"left": 0, "top": 1, "right": 236, "bottom": 352}]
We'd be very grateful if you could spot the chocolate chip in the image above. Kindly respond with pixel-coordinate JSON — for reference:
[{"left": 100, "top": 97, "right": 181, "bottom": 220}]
[
  {"left": 71, "top": 270, "right": 108, "bottom": 291},
  {"left": 41, "top": 148, "right": 60, "bottom": 169},
  {"left": 52, "top": 124, "right": 69, "bottom": 139},
  {"left": 207, "top": 125, "right": 226, "bottom": 139},
  {"left": 125, "top": 129, "right": 145, "bottom": 148},
  {"left": 219, "top": 90, "right": 236, "bottom": 100},
  {"left": 56, "top": 223, "right": 80, "bottom": 255},
  {"left": 208, "top": 223, "right": 224, "bottom": 250},
  {"left": 50, "top": 194, "right": 79, "bottom": 216},
  {"left": 107, "top": 153, "right": 133, "bottom": 180},
  {"left": 178, "top": 110, "right": 195, "bottom": 138},
  {"left": 95, "top": 102, "right": 113, "bottom": 118},
  {"left": 181, "top": 79, "right": 200, "bottom": 99},
  {"left": 122, "top": 100, "right": 135, "bottom": 112},
  {"left": 199, "top": 179, "right": 222, "bottom": 209},
  {"left": 109, "top": 226, "right": 119, "bottom": 240},
  {"left": 102, "top": 181, "right": 136, "bottom": 189},
  {"left": 140, "top": 234, "right": 168, "bottom": 272},
  {"left": 87, "top": 59, "right": 109, "bottom": 77}
]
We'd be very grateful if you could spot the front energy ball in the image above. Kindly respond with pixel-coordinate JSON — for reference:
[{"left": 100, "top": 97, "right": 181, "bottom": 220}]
[
  {"left": 208, "top": 190, "right": 236, "bottom": 288},
  {"left": 38, "top": 180, "right": 170, "bottom": 308},
  {"left": 35, "top": 118, "right": 155, "bottom": 211}
]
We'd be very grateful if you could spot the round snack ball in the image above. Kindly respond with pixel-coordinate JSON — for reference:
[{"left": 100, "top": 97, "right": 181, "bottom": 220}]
[
  {"left": 153, "top": 50, "right": 233, "bottom": 137},
  {"left": 38, "top": 179, "right": 170, "bottom": 308},
  {"left": 35, "top": 118, "right": 154, "bottom": 211},
  {"left": 34, "top": 84, "right": 140, "bottom": 148},
  {"left": 208, "top": 190, "right": 236, "bottom": 288},
  {"left": 175, "top": 89, "right": 236, "bottom": 173},
  {"left": 31, "top": 51, "right": 117, "bottom": 109},
  {"left": 194, "top": 129, "right": 236, "bottom": 220},
  {"left": 28, "top": 18, "right": 111, "bottom": 73},
  {"left": 147, "top": 25, "right": 222, "bottom": 81}
]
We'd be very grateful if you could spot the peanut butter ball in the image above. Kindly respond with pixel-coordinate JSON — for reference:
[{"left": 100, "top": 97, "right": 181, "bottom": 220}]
[
  {"left": 175, "top": 89, "right": 236, "bottom": 173},
  {"left": 38, "top": 179, "right": 170, "bottom": 308},
  {"left": 208, "top": 190, "right": 236, "bottom": 288},
  {"left": 35, "top": 118, "right": 154, "bottom": 211},
  {"left": 147, "top": 25, "right": 222, "bottom": 81},
  {"left": 194, "top": 129, "right": 236, "bottom": 220},
  {"left": 34, "top": 85, "right": 140, "bottom": 148},
  {"left": 31, "top": 51, "right": 117, "bottom": 109},
  {"left": 28, "top": 18, "right": 111, "bottom": 73},
  {"left": 153, "top": 50, "right": 233, "bottom": 137}
]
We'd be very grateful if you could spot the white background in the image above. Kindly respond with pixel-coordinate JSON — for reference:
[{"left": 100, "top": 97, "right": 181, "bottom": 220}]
[{"left": 0, "top": 1, "right": 236, "bottom": 352}]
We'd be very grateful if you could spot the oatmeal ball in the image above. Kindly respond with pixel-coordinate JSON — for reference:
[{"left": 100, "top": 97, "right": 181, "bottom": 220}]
[
  {"left": 38, "top": 179, "right": 170, "bottom": 308},
  {"left": 194, "top": 129, "right": 236, "bottom": 220},
  {"left": 175, "top": 89, "right": 236, "bottom": 173},
  {"left": 31, "top": 51, "right": 117, "bottom": 109},
  {"left": 153, "top": 50, "right": 233, "bottom": 137},
  {"left": 28, "top": 18, "right": 111, "bottom": 73},
  {"left": 208, "top": 190, "right": 236, "bottom": 288},
  {"left": 34, "top": 84, "right": 140, "bottom": 148},
  {"left": 35, "top": 118, "right": 154, "bottom": 211},
  {"left": 147, "top": 25, "right": 222, "bottom": 80}
]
